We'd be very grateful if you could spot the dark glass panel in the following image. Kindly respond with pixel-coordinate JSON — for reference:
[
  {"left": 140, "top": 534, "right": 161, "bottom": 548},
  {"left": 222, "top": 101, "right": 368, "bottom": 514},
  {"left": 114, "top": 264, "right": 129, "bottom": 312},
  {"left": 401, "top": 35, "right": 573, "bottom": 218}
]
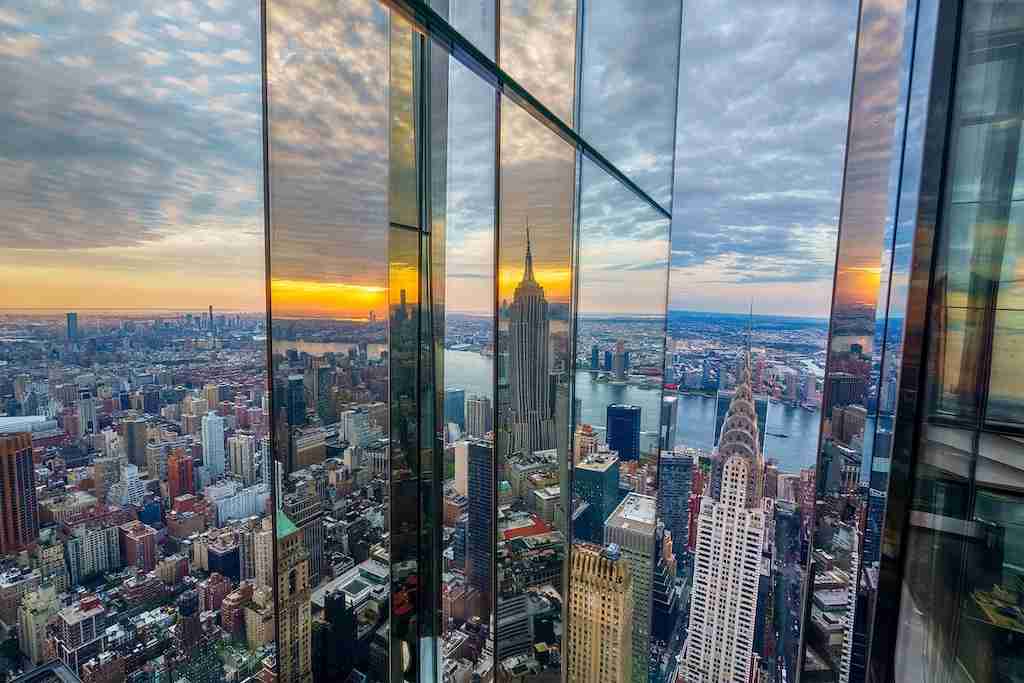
[
  {"left": 494, "top": 96, "right": 575, "bottom": 680},
  {"left": 577, "top": 0, "right": 683, "bottom": 208},
  {"left": 388, "top": 224, "right": 422, "bottom": 683},
  {"left": 895, "top": 1, "right": 1024, "bottom": 680},
  {"left": 499, "top": 0, "right": 577, "bottom": 125}
]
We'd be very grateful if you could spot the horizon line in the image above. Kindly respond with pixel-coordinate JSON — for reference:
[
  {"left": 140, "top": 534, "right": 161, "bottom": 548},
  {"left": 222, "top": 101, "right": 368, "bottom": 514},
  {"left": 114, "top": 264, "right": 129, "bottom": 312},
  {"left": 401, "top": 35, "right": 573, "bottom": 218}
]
[{"left": 1, "top": 306, "right": 833, "bottom": 320}]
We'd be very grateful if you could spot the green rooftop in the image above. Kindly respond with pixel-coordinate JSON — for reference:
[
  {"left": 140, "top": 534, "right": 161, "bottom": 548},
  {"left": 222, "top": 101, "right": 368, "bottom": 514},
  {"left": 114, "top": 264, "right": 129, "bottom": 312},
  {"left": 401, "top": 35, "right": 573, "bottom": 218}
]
[{"left": 276, "top": 508, "right": 299, "bottom": 540}]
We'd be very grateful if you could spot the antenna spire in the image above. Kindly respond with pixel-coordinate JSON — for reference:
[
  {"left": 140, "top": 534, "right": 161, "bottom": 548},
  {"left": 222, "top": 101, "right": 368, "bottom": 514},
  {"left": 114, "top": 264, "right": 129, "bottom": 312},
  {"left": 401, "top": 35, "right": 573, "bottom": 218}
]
[
  {"left": 746, "top": 300, "right": 753, "bottom": 360},
  {"left": 524, "top": 217, "right": 536, "bottom": 282}
]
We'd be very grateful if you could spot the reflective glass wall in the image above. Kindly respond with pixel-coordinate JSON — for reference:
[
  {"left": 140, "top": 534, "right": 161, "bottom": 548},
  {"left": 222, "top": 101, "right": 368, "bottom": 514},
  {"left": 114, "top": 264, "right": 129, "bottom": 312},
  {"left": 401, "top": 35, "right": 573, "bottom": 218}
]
[
  {"left": 264, "top": 1, "right": 684, "bottom": 682},
  {"left": 886, "top": 1, "right": 1024, "bottom": 681},
  {"left": 799, "top": 0, "right": 1024, "bottom": 682},
  {"left": 798, "top": 0, "right": 917, "bottom": 681}
]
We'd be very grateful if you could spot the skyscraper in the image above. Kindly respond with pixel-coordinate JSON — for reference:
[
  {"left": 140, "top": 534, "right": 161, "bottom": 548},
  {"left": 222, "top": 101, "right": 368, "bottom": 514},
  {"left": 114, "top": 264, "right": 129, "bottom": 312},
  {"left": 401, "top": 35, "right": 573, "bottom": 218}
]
[
  {"left": 506, "top": 228, "right": 556, "bottom": 456},
  {"left": 566, "top": 543, "right": 634, "bottom": 683},
  {"left": 685, "top": 353, "right": 766, "bottom": 683},
  {"left": 465, "top": 395, "right": 492, "bottom": 438},
  {"left": 573, "top": 450, "right": 620, "bottom": 545},
  {"left": 660, "top": 395, "right": 679, "bottom": 451},
  {"left": 277, "top": 509, "right": 312, "bottom": 683},
  {"left": 444, "top": 388, "right": 466, "bottom": 431},
  {"left": 612, "top": 339, "right": 627, "bottom": 381},
  {"left": 287, "top": 374, "right": 306, "bottom": 428},
  {"left": 825, "top": 372, "right": 865, "bottom": 414},
  {"left": 201, "top": 411, "right": 225, "bottom": 480},
  {"left": 0, "top": 433, "right": 39, "bottom": 554},
  {"left": 77, "top": 392, "right": 97, "bottom": 437},
  {"left": 123, "top": 418, "right": 148, "bottom": 468},
  {"left": 228, "top": 432, "right": 256, "bottom": 485},
  {"left": 167, "top": 447, "right": 194, "bottom": 500},
  {"left": 604, "top": 493, "right": 658, "bottom": 683},
  {"left": 66, "top": 312, "right": 78, "bottom": 342},
  {"left": 18, "top": 584, "right": 59, "bottom": 665},
  {"left": 589, "top": 344, "right": 599, "bottom": 371},
  {"left": 169, "top": 589, "right": 221, "bottom": 683},
  {"left": 118, "top": 520, "right": 157, "bottom": 573},
  {"left": 656, "top": 448, "right": 693, "bottom": 574},
  {"left": 467, "top": 439, "right": 493, "bottom": 616},
  {"left": 606, "top": 404, "right": 641, "bottom": 461}
]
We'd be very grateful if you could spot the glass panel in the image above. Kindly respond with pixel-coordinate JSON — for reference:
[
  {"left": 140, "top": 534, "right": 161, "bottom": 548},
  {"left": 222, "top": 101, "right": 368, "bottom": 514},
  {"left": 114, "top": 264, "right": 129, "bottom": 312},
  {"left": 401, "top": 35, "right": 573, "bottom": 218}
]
[
  {"left": 987, "top": 308, "right": 1024, "bottom": 428},
  {"left": 265, "top": 2, "right": 391, "bottom": 682},
  {"left": 987, "top": 204, "right": 1024, "bottom": 428},
  {"left": 389, "top": 224, "right": 422, "bottom": 683},
  {"left": 0, "top": 1, "right": 268, "bottom": 682},
  {"left": 448, "top": 0, "right": 497, "bottom": 61},
  {"left": 895, "top": 1, "right": 1024, "bottom": 681},
  {"left": 391, "top": 21, "right": 420, "bottom": 230},
  {"left": 577, "top": 0, "right": 683, "bottom": 208},
  {"left": 499, "top": 0, "right": 577, "bottom": 125},
  {"left": 669, "top": 1, "right": 857, "bottom": 682},
  {"left": 494, "top": 97, "right": 575, "bottom": 680},
  {"left": 439, "top": 57, "right": 498, "bottom": 678},
  {"left": 568, "top": 155, "right": 671, "bottom": 683},
  {"left": 800, "top": 0, "right": 914, "bottom": 679}
]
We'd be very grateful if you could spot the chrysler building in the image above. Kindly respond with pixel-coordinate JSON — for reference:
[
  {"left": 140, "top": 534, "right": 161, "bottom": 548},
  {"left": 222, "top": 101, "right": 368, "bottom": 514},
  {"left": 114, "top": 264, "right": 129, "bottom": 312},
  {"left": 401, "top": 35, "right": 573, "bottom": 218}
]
[{"left": 685, "top": 349, "right": 767, "bottom": 682}]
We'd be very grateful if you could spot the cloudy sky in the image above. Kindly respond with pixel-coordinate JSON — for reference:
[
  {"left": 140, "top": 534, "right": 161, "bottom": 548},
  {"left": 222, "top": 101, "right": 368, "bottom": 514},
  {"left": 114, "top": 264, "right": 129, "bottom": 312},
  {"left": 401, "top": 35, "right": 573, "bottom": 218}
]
[
  {"left": 0, "top": 0, "right": 858, "bottom": 319},
  {"left": 0, "top": 0, "right": 265, "bottom": 312}
]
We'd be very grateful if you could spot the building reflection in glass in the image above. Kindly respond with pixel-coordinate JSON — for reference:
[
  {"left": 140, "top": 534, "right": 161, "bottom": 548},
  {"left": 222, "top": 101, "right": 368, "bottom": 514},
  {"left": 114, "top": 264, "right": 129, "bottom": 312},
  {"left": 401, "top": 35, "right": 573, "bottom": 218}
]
[
  {"left": 265, "top": 1, "right": 393, "bottom": 681},
  {"left": 799, "top": 0, "right": 915, "bottom": 680}
]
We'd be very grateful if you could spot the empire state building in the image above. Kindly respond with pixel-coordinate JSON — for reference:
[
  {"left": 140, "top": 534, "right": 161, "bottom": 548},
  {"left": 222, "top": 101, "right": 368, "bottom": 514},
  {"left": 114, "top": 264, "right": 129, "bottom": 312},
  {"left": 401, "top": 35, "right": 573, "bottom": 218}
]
[
  {"left": 506, "top": 227, "right": 557, "bottom": 456},
  {"left": 685, "top": 350, "right": 767, "bottom": 682}
]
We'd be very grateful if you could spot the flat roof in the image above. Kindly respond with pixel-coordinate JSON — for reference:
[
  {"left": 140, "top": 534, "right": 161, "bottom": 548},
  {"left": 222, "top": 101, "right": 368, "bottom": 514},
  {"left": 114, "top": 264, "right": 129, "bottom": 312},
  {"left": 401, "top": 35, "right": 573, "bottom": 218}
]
[
  {"left": 606, "top": 493, "right": 657, "bottom": 532},
  {"left": 576, "top": 455, "right": 617, "bottom": 472}
]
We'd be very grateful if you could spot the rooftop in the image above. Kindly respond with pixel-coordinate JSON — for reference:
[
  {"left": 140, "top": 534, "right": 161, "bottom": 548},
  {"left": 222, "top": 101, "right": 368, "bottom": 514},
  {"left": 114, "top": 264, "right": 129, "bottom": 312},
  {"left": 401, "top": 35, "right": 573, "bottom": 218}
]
[
  {"left": 275, "top": 508, "right": 299, "bottom": 540},
  {"left": 606, "top": 493, "right": 657, "bottom": 532},
  {"left": 576, "top": 453, "right": 618, "bottom": 472}
]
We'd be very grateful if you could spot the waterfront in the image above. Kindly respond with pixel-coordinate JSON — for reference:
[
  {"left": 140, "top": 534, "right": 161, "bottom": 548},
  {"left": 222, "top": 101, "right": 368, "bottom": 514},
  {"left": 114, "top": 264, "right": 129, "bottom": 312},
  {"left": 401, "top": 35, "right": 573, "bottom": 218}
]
[{"left": 444, "top": 350, "right": 823, "bottom": 474}]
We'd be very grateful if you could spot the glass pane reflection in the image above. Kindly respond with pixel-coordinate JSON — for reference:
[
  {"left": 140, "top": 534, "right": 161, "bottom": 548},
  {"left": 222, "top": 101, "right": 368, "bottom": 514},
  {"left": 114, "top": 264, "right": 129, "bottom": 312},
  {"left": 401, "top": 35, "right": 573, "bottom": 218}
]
[
  {"left": 800, "top": 0, "right": 912, "bottom": 680},
  {"left": 494, "top": 97, "right": 575, "bottom": 680},
  {"left": 577, "top": 0, "right": 683, "bottom": 208},
  {"left": 440, "top": 57, "right": 497, "bottom": 680},
  {"left": 569, "top": 155, "right": 671, "bottom": 683},
  {"left": 266, "top": 1, "right": 391, "bottom": 681},
  {"left": 896, "top": 1, "right": 1024, "bottom": 681},
  {"left": 499, "top": 0, "right": 577, "bottom": 125}
]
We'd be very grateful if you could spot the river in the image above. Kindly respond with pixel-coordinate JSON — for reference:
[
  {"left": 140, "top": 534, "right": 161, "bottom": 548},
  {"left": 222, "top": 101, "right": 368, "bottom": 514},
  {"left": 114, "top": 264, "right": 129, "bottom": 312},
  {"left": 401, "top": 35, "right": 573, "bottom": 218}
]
[{"left": 443, "top": 350, "right": 824, "bottom": 474}]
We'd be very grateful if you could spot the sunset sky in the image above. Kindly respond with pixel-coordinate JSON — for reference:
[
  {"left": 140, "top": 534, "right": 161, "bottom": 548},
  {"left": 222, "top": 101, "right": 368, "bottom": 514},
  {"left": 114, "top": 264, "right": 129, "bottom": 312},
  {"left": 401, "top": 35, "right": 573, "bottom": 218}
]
[{"left": 0, "top": 0, "right": 860, "bottom": 320}]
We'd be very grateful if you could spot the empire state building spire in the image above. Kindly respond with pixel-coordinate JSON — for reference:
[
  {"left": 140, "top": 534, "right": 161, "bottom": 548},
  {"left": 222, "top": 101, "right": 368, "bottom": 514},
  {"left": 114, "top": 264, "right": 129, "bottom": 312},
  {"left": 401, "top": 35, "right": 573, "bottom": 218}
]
[{"left": 524, "top": 218, "right": 536, "bottom": 283}]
